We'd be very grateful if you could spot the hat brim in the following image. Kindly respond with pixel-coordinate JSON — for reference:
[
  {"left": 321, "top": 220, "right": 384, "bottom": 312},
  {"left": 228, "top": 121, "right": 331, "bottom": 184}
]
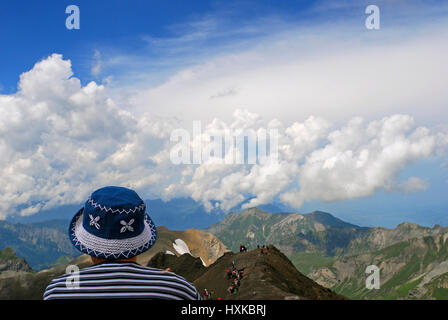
[{"left": 69, "top": 208, "right": 157, "bottom": 259}]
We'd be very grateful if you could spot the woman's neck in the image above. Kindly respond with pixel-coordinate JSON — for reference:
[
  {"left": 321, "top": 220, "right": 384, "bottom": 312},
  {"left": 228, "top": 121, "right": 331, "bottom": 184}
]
[{"left": 91, "top": 256, "right": 138, "bottom": 265}]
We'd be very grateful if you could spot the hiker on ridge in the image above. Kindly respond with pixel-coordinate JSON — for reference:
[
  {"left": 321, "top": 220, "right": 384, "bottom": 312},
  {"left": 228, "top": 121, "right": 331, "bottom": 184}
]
[
  {"left": 203, "top": 288, "right": 210, "bottom": 300},
  {"left": 43, "top": 186, "right": 201, "bottom": 300}
]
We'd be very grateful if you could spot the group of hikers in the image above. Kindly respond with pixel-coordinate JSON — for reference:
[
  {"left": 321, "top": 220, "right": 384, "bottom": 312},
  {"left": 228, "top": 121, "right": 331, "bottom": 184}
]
[
  {"left": 200, "top": 243, "right": 271, "bottom": 299},
  {"left": 240, "top": 243, "right": 269, "bottom": 254},
  {"left": 226, "top": 260, "right": 245, "bottom": 294},
  {"left": 201, "top": 260, "right": 245, "bottom": 299}
]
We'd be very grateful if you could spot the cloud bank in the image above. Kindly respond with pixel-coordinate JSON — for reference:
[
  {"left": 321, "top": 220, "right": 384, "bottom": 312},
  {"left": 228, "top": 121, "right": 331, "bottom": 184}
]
[{"left": 0, "top": 54, "right": 446, "bottom": 218}]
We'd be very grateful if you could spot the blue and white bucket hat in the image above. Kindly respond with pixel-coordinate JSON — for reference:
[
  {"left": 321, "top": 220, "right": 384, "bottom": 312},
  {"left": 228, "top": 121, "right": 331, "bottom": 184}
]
[{"left": 69, "top": 186, "right": 157, "bottom": 259}]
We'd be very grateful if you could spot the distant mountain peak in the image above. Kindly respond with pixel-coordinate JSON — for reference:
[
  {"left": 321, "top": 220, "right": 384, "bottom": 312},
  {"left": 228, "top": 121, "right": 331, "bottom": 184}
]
[
  {"left": 240, "top": 207, "right": 271, "bottom": 217},
  {"left": 396, "top": 222, "right": 422, "bottom": 229},
  {"left": 305, "top": 210, "right": 362, "bottom": 229},
  {"left": 0, "top": 247, "right": 33, "bottom": 273}
]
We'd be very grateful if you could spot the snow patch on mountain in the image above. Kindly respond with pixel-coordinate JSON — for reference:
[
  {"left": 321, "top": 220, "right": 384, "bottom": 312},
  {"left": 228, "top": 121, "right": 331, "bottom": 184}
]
[{"left": 173, "top": 239, "right": 191, "bottom": 255}]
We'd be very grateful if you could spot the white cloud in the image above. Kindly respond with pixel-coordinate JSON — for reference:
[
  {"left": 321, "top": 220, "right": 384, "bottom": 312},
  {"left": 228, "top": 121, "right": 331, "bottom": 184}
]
[
  {"left": 394, "top": 177, "right": 430, "bottom": 194},
  {"left": 280, "top": 115, "right": 438, "bottom": 208},
  {"left": 120, "top": 16, "right": 448, "bottom": 129},
  {"left": 0, "top": 54, "right": 178, "bottom": 218},
  {"left": 1, "top": 12, "right": 448, "bottom": 219},
  {"left": 91, "top": 50, "right": 102, "bottom": 77},
  {"left": 163, "top": 111, "right": 445, "bottom": 212}
]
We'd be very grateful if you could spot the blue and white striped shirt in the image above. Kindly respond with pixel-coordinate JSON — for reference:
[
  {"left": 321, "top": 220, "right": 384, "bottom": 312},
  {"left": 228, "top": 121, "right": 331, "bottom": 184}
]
[{"left": 43, "top": 261, "right": 202, "bottom": 300}]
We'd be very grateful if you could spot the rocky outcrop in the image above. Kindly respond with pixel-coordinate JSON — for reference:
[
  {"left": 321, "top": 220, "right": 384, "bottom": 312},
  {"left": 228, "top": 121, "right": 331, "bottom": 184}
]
[
  {"left": 147, "top": 252, "right": 206, "bottom": 282},
  {"left": 0, "top": 248, "right": 33, "bottom": 274},
  {"left": 136, "top": 226, "right": 230, "bottom": 267}
]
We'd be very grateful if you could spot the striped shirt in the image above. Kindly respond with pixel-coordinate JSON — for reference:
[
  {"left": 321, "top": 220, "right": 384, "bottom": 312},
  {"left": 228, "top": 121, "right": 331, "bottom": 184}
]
[{"left": 43, "top": 261, "right": 202, "bottom": 300}]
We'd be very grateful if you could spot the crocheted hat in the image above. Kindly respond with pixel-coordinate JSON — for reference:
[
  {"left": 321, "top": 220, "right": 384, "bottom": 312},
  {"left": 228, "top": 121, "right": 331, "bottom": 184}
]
[{"left": 69, "top": 186, "right": 157, "bottom": 259}]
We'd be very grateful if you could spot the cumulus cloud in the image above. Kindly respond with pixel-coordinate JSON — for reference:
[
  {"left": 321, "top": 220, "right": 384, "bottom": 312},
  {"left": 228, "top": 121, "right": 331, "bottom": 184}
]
[
  {"left": 0, "top": 54, "right": 178, "bottom": 218},
  {"left": 0, "top": 54, "right": 446, "bottom": 219},
  {"left": 174, "top": 112, "right": 443, "bottom": 211},
  {"left": 280, "top": 115, "right": 438, "bottom": 208}
]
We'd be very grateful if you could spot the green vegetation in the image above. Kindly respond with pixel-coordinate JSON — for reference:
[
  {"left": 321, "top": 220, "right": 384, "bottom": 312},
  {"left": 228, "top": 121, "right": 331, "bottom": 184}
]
[
  {"left": 377, "top": 241, "right": 409, "bottom": 259},
  {"left": 382, "top": 255, "right": 421, "bottom": 290},
  {"left": 396, "top": 277, "right": 423, "bottom": 298},
  {"left": 0, "top": 247, "right": 16, "bottom": 259},
  {"left": 291, "top": 252, "right": 335, "bottom": 275},
  {"left": 322, "top": 234, "right": 448, "bottom": 300},
  {"left": 432, "top": 288, "right": 448, "bottom": 299},
  {"left": 333, "top": 277, "right": 363, "bottom": 298}
]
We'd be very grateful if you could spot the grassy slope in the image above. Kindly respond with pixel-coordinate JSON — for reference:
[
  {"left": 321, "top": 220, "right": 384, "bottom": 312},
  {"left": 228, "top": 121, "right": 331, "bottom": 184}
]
[{"left": 291, "top": 252, "right": 335, "bottom": 275}]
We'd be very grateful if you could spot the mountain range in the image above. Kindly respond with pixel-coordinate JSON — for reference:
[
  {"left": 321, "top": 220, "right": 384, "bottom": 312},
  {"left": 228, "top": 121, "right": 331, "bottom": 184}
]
[
  {"left": 0, "top": 219, "right": 78, "bottom": 270},
  {"left": 205, "top": 207, "right": 448, "bottom": 299},
  {"left": 0, "top": 227, "right": 344, "bottom": 300},
  {"left": 1, "top": 204, "right": 448, "bottom": 299}
]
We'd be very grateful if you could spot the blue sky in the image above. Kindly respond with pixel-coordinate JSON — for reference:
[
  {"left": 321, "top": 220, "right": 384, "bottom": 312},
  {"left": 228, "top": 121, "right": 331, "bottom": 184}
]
[
  {"left": 3, "top": 0, "right": 440, "bottom": 91},
  {"left": 0, "top": 0, "right": 316, "bottom": 92},
  {"left": 0, "top": 0, "right": 447, "bottom": 227}
]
